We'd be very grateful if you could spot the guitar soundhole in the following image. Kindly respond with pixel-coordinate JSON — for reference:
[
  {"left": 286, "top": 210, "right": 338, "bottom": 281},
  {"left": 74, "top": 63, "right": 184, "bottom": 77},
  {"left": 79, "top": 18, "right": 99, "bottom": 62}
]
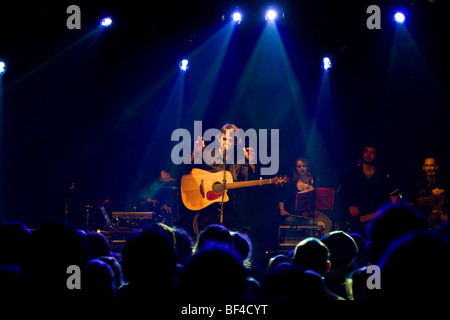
[
  {"left": 212, "top": 182, "right": 224, "bottom": 193},
  {"left": 207, "top": 182, "right": 224, "bottom": 201}
]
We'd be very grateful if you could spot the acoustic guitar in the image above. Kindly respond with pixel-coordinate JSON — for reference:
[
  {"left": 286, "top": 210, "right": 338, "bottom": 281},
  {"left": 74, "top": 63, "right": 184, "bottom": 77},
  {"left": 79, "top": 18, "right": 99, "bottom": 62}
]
[
  {"left": 181, "top": 168, "right": 289, "bottom": 211},
  {"left": 417, "top": 194, "right": 448, "bottom": 223}
]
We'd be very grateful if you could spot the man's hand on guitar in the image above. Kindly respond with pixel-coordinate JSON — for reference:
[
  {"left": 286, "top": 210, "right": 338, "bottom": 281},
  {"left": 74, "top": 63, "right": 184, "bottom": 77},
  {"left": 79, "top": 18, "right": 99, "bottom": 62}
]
[
  {"left": 349, "top": 206, "right": 360, "bottom": 218},
  {"left": 280, "top": 209, "right": 290, "bottom": 216},
  {"left": 432, "top": 188, "right": 445, "bottom": 197}
]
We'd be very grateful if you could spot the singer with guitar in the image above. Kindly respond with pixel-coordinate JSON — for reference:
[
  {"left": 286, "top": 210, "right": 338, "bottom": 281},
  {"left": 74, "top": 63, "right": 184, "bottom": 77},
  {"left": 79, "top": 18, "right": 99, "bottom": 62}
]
[
  {"left": 184, "top": 123, "right": 259, "bottom": 233},
  {"left": 414, "top": 156, "right": 448, "bottom": 227}
]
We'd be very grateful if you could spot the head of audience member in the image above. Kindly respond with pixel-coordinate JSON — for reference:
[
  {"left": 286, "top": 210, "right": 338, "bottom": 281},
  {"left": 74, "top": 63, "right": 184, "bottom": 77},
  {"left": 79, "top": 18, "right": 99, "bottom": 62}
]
[
  {"left": 292, "top": 237, "right": 330, "bottom": 277},
  {"left": 172, "top": 227, "right": 194, "bottom": 265},
  {"left": 261, "top": 263, "right": 327, "bottom": 301},
  {"left": 266, "top": 254, "right": 291, "bottom": 276},
  {"left": 367, "top": 200, "right": 429, "bottom": 264},
  {"left": 231, "top": 231, "right": 252, "bottom": 262},
  {"left": 121, "top": 223, "right": 176, "bottom": 298},
  {"left": 85, "top": 259, "right": 116, "bottom": 299},
  {"left": 177, "top": 242, "right": 248, "bottom": 300},
  {"left": 22, "top": 223, "right": 89, "bottom": 298},
  {"left": 348, "top": 233, "right": 369, "bottom": 269},
  {"left": 83, "top": 231, "right": 112, "bottom": 260},
  {"left": 150, "top": 222, "right": 176, "bottom": 247},
  {"left": 321, "top": 230, "right": 358, "bottom": 271},
  {"left": 194, "top": 224, "right": 233, "bottom": 253},
  {"left": 98, "top": 255, "right": 125, "bottom": 290},
  {"left": 231, "top": 231, "right": 264, "bottom": 287},
  {"left": 378, "top": 230, "right": 450, "bottom": 300}
]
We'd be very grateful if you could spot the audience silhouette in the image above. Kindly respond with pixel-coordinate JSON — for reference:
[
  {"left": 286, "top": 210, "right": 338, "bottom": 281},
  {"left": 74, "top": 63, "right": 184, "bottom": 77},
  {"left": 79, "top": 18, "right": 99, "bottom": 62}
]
[
  {"left": 176, "top": 242, "right": 249, "bottom": 300},
  {"left": 2, "top": 200, "right": 448, "bottom": 306},
  {"left": 21, "top": 223, "right": 89, "bottom": 299},
  {"left": 261, "top": 263, "right": 327, "bottom": 301},
  {"left": 119, "top": 223, "right": 177, "bottom": 300},
  {"left": 320, "top": 230, "right": 358, "bottom": 300},
  {"left": 367, "top": 200, "right": 429, "bottom": 264},
  {"left": 377, "top": 230, "right": 450, "bottom": 300}
]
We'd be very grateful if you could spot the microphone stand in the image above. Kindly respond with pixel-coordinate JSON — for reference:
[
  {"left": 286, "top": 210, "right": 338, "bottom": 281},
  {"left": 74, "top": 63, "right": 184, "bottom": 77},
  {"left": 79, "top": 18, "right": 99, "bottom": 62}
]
[{"left": 219, "top": 149, "right": 227, "bottom": 225}]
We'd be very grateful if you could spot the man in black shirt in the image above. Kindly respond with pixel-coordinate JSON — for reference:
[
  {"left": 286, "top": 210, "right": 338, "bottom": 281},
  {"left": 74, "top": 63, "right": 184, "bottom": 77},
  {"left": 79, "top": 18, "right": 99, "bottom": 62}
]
[{"left": 338, "top": 142, "right": 392, "bottom": 236}]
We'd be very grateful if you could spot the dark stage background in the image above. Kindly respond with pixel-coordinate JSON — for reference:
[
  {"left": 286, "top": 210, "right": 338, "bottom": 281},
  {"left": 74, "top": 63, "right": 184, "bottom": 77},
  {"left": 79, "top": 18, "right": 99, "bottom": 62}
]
[{"left": 0, "top": 1, "right": 448, "bottom": 249}]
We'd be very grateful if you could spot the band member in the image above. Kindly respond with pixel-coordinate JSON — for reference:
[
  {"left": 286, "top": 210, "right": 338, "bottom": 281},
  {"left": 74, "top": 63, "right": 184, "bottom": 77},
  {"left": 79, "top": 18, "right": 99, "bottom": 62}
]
[
  {"left": 278, "top": 157, "right": 332, "bottom": 233},
  {"left": 191, "top": 123, "right": 257, "bottom": 182},
  {"left": 187, "top": 123, "right": 259, "bottom": 233},
  {"left": 278, "top": 157, "right": 315, "bottom": 225},
  {"left": 337, "top": 142, "right": 392, "bottom": 236},
  {"left": 414, "top": 156, "right": 448, "bottom": 227},
  {"left": 136, "top": 167, "right": 180, "bottom": 226}
]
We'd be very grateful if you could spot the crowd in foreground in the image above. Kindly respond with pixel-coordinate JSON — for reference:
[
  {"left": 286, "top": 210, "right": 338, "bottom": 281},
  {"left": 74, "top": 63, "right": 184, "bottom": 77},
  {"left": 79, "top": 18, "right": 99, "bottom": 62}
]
[{"left": 1, "top": 200, "right": 450, "bottom": 307}]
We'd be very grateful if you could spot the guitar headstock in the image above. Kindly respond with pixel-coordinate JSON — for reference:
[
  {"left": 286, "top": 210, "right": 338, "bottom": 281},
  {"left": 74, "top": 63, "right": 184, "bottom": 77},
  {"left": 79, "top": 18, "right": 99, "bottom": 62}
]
[{"left": 274, "top": 175, "right": 290, "bottom": 186}]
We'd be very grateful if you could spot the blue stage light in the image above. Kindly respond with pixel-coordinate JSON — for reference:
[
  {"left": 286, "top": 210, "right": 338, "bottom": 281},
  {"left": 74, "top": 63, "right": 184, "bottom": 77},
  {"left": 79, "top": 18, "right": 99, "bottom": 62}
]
[
  {"left": 232, "top": 11, "right": 242, "bottom": 24},
  {"left": 322, "top": 57, "right": 332, "bottom": 71},
  {"left": 0, "top": 61, "right": 6, "bottom": 75},
  {"left": 265, "top": 9, "right": 278, "bottom": 21},
  {"left": 100, "top": 17, "right": 113, "bottom": 27},
  {"left": 394, "top": 12, "right": 405, "bottom": 24},
  {"left": 179, "top": 59, "right": 189, "bottom": 72}
]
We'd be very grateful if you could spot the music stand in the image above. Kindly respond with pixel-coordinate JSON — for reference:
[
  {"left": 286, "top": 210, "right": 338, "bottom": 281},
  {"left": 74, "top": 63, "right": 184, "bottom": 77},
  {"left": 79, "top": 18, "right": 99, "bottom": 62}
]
[{"left": 295, "top": 188, "right": 335, "bottom": 223}]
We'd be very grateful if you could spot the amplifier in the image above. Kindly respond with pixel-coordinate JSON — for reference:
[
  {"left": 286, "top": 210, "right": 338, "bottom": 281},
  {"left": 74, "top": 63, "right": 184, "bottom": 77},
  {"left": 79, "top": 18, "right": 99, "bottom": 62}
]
[{"left": 111, "top": 212, "right": 154, "bottom": 220}]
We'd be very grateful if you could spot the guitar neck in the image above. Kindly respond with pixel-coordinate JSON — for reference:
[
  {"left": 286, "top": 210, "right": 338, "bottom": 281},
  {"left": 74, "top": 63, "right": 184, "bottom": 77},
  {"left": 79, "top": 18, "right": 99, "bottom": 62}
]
[{"left": 226, "top": 178, "right": 274, "bottom": 189}]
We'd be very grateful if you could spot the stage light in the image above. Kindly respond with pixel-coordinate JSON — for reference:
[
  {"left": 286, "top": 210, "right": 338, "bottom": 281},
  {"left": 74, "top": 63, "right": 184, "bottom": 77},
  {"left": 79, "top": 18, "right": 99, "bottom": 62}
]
[
  {"left": 0, "top": 61, "right": 5, "bottom": 75},
  {"left": 322, "top": 57, "right": 332, "bottom": 71},
  {"left": 231, "top": 11, "right": 242, "bottom": 24},
  {"left": 265, "top": 9, "right": 278, "bottom": 22},
  {"left": 100, "top": 17, "right": 113, "bottom": 27},
  {"left": 394, "top": 12, "right": 405, "bottom": 24},
  {"left": 179, "top": 59, "right": 189, "bottom": 72}
]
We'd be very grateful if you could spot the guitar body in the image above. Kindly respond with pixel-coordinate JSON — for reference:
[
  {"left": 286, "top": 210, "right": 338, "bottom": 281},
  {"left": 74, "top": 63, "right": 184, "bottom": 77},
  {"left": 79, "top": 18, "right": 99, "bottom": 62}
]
[
  {"left": 181, "top": 169, "right": 233, "bottom": 211},
  {"left": 417, "top": 194, "right": 448, "bottom": 224}
]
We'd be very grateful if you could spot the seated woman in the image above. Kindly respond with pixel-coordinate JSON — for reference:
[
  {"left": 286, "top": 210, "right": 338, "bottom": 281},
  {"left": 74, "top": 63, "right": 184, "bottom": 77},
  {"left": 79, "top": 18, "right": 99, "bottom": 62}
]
[{"left": 278, "top": 157, "right": 331, "bottom": 234}]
